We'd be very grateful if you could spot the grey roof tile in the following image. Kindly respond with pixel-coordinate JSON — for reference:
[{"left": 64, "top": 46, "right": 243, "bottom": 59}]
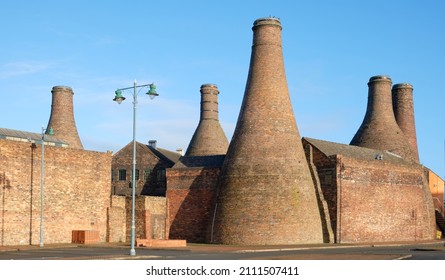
[
  {"left": 0, "top": 127, "right": 68, "bottom": 146},
  {"left": 303, "top": 137, "right": 416, "bottom": 166}
]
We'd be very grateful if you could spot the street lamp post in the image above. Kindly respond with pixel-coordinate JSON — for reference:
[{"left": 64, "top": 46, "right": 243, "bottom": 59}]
[
  {"left": 40, "top": 126, "right": 53, "bottom": 247},
  {"left": 113, "top": 80, "right": 158, "bottom": 256}
]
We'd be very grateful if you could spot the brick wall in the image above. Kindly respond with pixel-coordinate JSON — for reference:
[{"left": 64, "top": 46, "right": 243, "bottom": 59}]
[
  {"left": 142, "top": 196, "right": 166, "bottom": 239},
  {"left": 166, "top": 167, "right": 220, "bottom": 243},
  {"left": 306, "top": 146, "right": 338, "bottom": 242},
  {"left": 0, "top": 139, "right": 111, "bottom": 246},
  {"left": 108, "top": 195, "right": 167, "bottom": 242},
  {"left": 107, "top": 196, "right": 126, "bottom": 242},
  {"left": 304, "top": 144, "right": 335, "bottom": 243},
  {"left": 336, "top": 155, "right": 435, "bottom": 243}
]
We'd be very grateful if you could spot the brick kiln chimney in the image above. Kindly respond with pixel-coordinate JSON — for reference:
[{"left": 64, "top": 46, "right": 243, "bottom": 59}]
[
  {"left": 209, "top": 17, "right": 323, "bottom": 245},
  {"left": 392, "top": 83, "right": 419, "bottom": 162},
  {"left": 350, "top": 76, "right": 415, "bottom": 161},
  {"left": 46, "top": 86, "right": 83, "bottom": 149},
  {"left": 185, "top": 84, "right": 229, "bottom": 156}
]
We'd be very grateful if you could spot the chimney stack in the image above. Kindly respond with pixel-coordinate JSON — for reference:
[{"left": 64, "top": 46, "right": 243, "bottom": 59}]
[
  {"left": 148, "top": 140, "right": 157, "bottom": 149},
  {"left": 176, "top": 148, "right": 184, "bottom": 156},
  {"left": 46, "top": 86, "right": 83, "bottom": 149},
  {"left": 209, "top": 17, "right": 323, "bottom": 245},
  {"left": 350, "top": 76, "right": 415, "bottom": 161},
  {"left": 184, "top": 84, "right": 229, "bottom": 156},
  {"left": 392, "top": 83, "right": 419, "bottom": 162}
]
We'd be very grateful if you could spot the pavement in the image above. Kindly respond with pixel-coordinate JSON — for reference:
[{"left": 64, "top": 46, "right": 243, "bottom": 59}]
[{"left": 0, "top": 240, "right": 444, "bottom": 260}]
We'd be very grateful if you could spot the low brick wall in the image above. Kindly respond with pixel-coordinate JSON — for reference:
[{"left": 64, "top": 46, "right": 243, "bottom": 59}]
[{"left": 136, "top": 238, "right": 186, "bottom": 247}]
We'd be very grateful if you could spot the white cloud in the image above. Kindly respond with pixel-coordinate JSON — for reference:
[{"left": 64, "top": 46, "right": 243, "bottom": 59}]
[{"left": 0, "top": 61, "right": 56, "bottom": 79}]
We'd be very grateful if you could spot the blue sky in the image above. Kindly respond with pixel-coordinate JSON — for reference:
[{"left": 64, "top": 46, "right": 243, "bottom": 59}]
[{"left": 1, "top": 0, "right": 444, "bottom": 177}]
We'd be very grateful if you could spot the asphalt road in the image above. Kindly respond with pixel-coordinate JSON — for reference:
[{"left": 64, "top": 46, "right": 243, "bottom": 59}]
[{"left": 1, "top": 242, "right": 445, "bottom": 260}]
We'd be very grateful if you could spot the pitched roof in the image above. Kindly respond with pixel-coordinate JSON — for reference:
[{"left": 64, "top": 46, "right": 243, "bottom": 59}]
[
  {"left": 147, "top": 146, "right": 181, "bottom": 165},
  {"left": 0, "top": 127, "right": 68, "bottom": 147},
  {"left": 113, "top": 141, "right": 181, "bottom": 166},
  {"left": 173, "top": 155, "right": 225, "bottom": 168},
  {"left": 302, "top": 137, "right": 416, "bottom": 166}
]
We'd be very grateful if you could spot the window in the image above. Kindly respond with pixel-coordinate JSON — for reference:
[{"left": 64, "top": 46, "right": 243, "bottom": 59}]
[
  {"left": 144, "top": 169, "right": 151, "bottom": 181},
  {"left": 134, "top": 169, "right": 140, "bottom": 181},
  {"left": 118, "top": 169, "right": 126, "bottom": 181}
]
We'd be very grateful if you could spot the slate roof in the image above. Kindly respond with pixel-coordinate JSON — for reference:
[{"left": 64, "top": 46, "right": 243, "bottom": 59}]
[
  {"left": 113, "top": 141, "right": 181, "bottom": 166},
  {"left": 173, "top": 155, "right": 225, "bottom": 168},
  {"left": 147, "top": 145, "right": 181, "bottom": 166},
  {"left": 0, "top": 127, "right": 68, "bottom": 147},
  {"left": 302, "top": 137, "right": 416, "bottom": 166}
]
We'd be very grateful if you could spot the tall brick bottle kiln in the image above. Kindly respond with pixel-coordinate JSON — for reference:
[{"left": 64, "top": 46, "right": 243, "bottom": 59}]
[
  {"left": 209, "top": 18, "right": 323, "bottom": 245},
  {"left": 350, "top": 76, "right": 415, "bottom": 161},
  {"left": 46, "top": 86, "right": 84, "bottom": 149},
  {"left": 392, "top": 83, "right": 419, "bottom": 162},
  {"left": 185, "top": 84, "right": 229, "bottom": 156}
]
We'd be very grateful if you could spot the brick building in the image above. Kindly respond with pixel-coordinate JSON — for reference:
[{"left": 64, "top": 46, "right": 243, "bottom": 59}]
[
  {"left": 111, "top": 140, "right": 181, "bottom": 197},
  {"left": 0, "top": 82, "right": 183, "bottom": 246},
  {"left": 164, "top": 17, "right": 440, "bottom": 245},
  {"left": 303, "top": 137, "right": 436, "bottom": 243},
  {"left": 2, "top": 17, "right": 442, "bottom": 247}
]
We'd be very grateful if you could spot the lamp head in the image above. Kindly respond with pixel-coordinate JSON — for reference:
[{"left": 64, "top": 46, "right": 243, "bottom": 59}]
[
  {"left": 146, "top": 84, "right": 158, "bottom": 100},
  {"left": 113, "top": 89, "right": 126, "bottom": 104},
  {"left": 47, "top": 127, "right": 54, "bottom": 136}
]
